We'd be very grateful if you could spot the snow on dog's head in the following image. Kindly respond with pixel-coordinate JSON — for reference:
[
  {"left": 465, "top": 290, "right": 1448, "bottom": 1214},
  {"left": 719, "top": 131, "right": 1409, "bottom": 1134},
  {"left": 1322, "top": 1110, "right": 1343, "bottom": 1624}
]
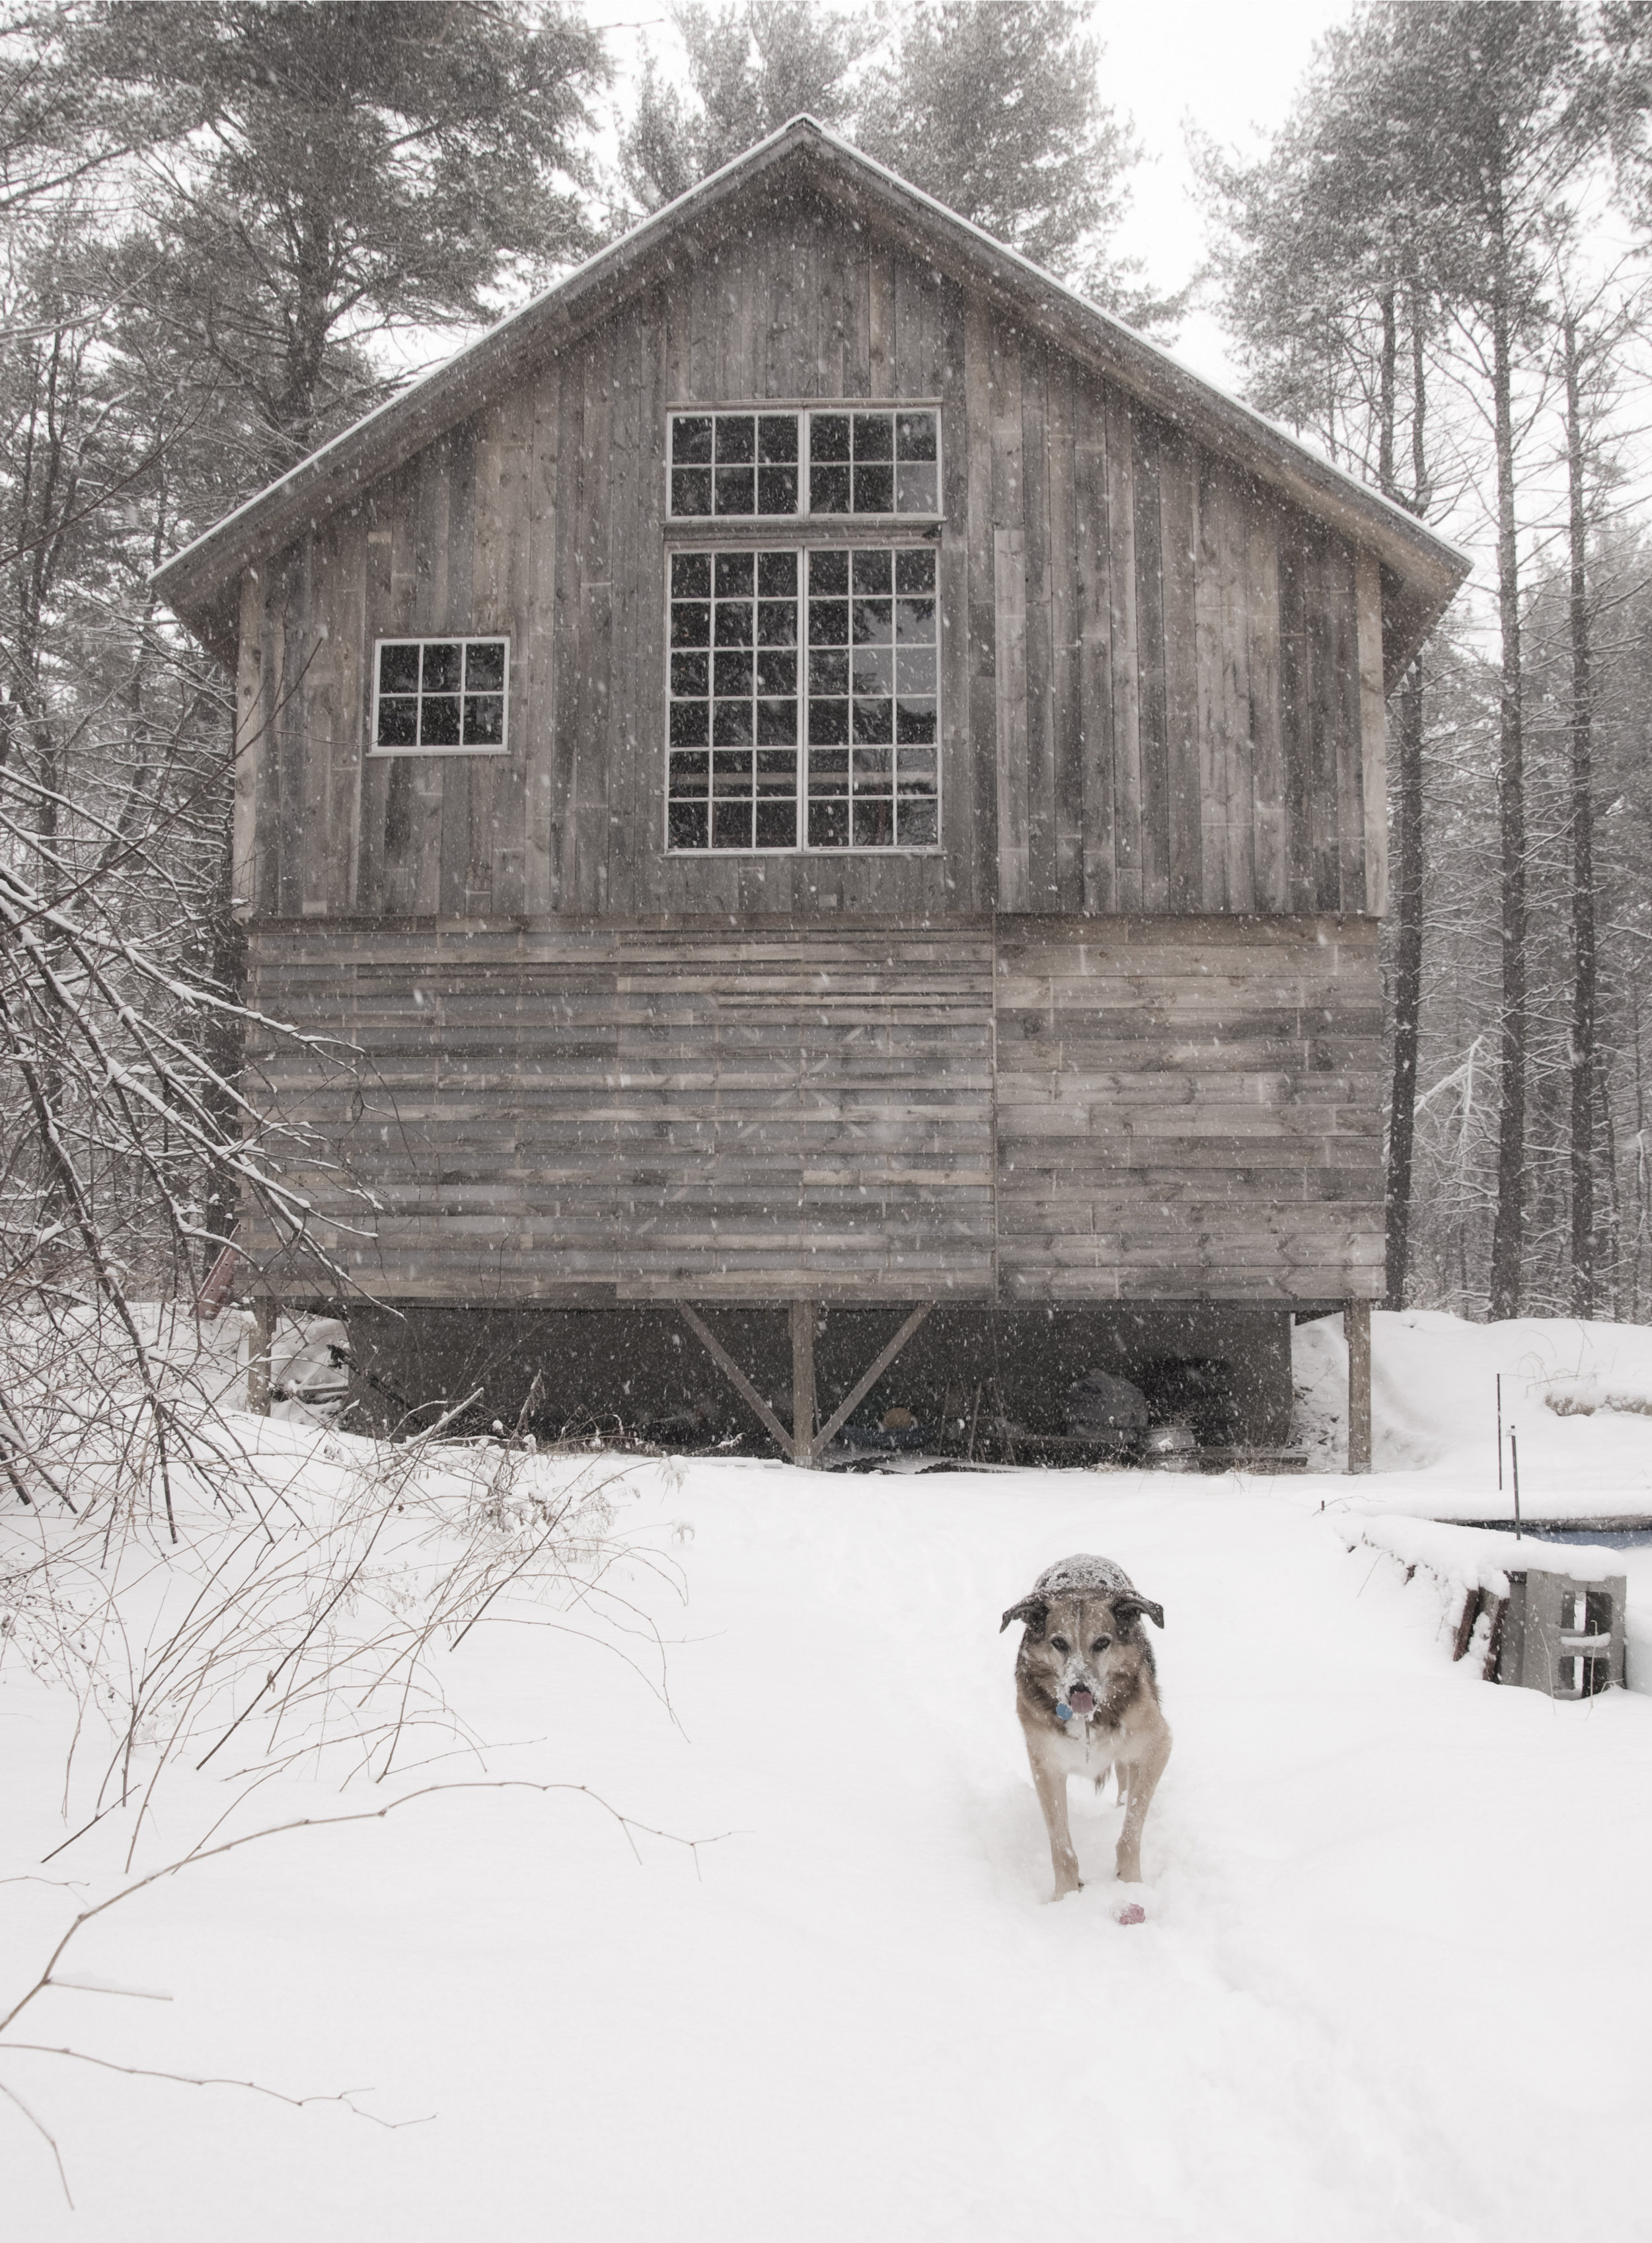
[{"left": 1001, "top": 1553, "right": 1164, "bottom": 1717}]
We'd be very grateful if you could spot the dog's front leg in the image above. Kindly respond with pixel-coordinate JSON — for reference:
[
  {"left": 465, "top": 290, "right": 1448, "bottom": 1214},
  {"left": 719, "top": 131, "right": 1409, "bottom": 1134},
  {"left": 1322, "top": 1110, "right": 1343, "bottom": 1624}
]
[
  {"left": 1114, "top": 1729, "right": 1171, "bottom": 1885},
  {"left": 1026, "top": 1737, "right": 1081, "bottom": 1899}
]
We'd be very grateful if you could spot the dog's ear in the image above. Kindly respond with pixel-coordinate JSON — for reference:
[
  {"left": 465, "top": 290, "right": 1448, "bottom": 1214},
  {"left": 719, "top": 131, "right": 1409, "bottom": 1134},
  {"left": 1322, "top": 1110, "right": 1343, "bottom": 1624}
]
[
  {"left": 1000, "top": 1595, "right": 1049, "bottom": 1638},
  {"left": 1114, "top": 1593, "right": 1165, "bottom": 1630}
]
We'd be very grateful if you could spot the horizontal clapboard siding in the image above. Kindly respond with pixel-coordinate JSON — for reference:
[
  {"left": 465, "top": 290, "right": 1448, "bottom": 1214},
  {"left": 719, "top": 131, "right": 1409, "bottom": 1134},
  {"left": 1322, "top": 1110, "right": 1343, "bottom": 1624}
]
[
  {"left": 247, "top": 920, "right": 997, "bottom": 1301},
  {"left": 245, "top": 913, "right": 1380, "bottom": 1306},
  {"left": 995, "top": 917, "right": 1383, "bottom": 1303},
  {"left": 233, "top": 196, "right": 1388, "bottom": 928}
]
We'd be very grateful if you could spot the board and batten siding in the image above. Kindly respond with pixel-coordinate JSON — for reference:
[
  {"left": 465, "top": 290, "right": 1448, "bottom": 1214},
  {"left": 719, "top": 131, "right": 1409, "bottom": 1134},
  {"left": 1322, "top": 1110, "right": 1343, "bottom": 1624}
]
[
  {"left": 231, "top": 200, "right": 1389, "bottom": 928},
  {"left": 244, "top": 913, "right": 1380, "bottom": 1307}
]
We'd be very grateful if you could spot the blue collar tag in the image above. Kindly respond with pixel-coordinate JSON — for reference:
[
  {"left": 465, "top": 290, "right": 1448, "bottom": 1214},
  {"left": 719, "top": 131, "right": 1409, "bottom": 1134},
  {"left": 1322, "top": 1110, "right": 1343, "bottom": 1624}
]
[{"left": 1055, "top": 1700, "right": 1072, "bottom": 1722}]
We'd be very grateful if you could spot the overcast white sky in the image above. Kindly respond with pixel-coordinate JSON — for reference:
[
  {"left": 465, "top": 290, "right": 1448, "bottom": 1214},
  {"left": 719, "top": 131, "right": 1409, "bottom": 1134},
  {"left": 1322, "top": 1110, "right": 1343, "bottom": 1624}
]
[{"left": 582, "top": 0, "right": 1353, "bottom": 392}]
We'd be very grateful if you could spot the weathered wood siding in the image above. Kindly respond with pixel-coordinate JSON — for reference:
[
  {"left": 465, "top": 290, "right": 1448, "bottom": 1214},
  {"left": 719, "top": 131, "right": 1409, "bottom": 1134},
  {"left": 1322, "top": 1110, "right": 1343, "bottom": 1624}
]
[
  {"left": 246, "top": 913, "right": 1381, "bottom": 1306},
  {"left": 248, "top": 920, "right": 997, "bottom": 1303},
  {"left": 995, "top": 917, "right": 1383, "bottom": 1303},
  {"left": 233, "top": 193, "right": 1388, "bottom": 926}
]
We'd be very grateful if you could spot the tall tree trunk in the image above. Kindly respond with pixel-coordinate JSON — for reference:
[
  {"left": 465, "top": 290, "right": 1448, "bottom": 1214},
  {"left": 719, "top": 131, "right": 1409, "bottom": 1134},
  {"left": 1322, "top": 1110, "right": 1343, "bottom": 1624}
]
[
  {"left": 1563, "top": 313, "right": 1596, "bottom": 1318},
  {"left": 1487, "top": 277, "right": 1527, "bottom": 1321},
  {"left": 1384, "top": 284, "right": 1431, "bottom": 1309}
]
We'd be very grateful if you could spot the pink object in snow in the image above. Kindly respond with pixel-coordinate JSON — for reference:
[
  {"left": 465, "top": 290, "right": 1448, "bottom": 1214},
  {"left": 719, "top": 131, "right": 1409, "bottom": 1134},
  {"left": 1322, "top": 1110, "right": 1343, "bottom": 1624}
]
[{"left": 1115, "top": 1902, "right": 1147, "bottom": 1926}]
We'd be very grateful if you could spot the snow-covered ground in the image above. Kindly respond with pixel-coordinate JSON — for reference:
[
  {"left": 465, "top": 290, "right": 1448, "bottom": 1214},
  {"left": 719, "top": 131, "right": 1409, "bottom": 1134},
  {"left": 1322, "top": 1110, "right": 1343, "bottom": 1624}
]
[{"left": 6, "top": 1311, "right": 1652, "bottom": 2240}]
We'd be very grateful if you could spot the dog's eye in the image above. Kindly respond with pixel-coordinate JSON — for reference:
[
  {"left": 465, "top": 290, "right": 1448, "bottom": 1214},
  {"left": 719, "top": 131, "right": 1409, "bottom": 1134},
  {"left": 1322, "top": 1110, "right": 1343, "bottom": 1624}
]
[
  {"left": 1049, "top": 1636, "right": 1069, "bottom": 1655},
  {"left": 1091, "top": 1636, "right": 1111, "bottom": 1654}
]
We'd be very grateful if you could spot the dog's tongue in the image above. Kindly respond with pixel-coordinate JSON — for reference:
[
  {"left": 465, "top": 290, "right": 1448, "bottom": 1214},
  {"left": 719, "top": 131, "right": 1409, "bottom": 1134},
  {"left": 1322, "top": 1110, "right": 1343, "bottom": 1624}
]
[{"left": 1067, "top": 1686, "right": 1096, "bottom": 1714}]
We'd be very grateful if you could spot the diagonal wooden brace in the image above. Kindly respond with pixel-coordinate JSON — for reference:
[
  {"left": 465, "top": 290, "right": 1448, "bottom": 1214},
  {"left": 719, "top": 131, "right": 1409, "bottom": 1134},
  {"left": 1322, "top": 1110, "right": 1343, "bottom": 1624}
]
[{"left": 678, "top": 1304, "right": 796, "bottom": 1456}]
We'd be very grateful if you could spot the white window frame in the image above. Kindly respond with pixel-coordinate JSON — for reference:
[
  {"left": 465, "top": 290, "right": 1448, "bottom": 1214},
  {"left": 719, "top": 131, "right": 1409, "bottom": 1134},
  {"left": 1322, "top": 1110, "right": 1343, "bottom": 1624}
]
[
  {"left": 666, "top": 402, "right": 943, "bottom": 523},
  {"left": 663, "top": 541, "right": 942, "bottom": 856},
  {"left": 369, "top": 634, "right": 510, "bottom": 757}
]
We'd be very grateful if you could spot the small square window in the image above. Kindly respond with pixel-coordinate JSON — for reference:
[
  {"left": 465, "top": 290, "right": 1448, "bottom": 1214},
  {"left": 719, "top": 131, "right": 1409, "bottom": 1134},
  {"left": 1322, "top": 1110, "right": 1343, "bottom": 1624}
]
[{"left": 371, "top": 636, "right": 509, "bottom": 756}]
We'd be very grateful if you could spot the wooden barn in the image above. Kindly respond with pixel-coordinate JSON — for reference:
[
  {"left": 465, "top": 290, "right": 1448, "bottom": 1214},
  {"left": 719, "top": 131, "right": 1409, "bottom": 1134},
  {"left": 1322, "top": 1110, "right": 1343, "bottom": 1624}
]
[{"left": 153, "top": 118, "right": 1467, "bottom": 1466}]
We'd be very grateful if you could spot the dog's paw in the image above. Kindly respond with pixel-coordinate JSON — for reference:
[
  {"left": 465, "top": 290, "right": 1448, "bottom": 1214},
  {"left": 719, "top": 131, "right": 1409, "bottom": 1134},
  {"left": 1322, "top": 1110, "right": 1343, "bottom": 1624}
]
[{"left": 1113, "top": 1901, "right": 1147, "bottom": 1926}]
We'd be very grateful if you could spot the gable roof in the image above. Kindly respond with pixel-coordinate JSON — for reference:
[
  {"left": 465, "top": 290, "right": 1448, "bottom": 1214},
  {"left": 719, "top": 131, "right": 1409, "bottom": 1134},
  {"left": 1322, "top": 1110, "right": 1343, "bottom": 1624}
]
[{"left": 153, "top": 115, "right": 1468, "bottom": 675}]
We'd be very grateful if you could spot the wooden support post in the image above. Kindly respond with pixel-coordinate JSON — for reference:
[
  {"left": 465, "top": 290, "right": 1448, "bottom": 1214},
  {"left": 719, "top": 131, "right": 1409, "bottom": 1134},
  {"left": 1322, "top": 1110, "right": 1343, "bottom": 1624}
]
[
  {"left": 791, "top": 1299, "right": 818, "bottom": 1468},
  {"left": 248, "top": 1294, "right": 276, "bottom": 1418},
  {"left": 1346, "top": 1296, "right": 1372, "bottom": 1474}
]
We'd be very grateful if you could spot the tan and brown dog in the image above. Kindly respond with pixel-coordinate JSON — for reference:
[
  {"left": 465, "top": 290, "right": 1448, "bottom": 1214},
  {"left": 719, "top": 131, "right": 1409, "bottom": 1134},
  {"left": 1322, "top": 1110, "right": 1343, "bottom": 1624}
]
[{"left": 1001, "top": 1554, "right": 1171, "bottom": 1899}]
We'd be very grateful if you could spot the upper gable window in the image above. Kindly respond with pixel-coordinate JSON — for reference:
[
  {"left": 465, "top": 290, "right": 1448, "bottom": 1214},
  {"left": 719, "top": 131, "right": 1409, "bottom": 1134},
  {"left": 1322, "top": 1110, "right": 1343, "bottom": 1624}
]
[
  {"left": 371, "top": 636, "right": 507, "bottom": 755},
  {"left": 668, "top": 408, "right": 939, "bottom": 520}
]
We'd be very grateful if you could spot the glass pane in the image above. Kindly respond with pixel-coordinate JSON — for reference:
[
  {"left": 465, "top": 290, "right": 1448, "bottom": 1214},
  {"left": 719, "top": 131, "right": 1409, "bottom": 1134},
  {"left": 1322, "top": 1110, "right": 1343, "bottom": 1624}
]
[
  {"left": 673, "top": 416, "right": 714, "bottom": 463},
  {"left": 669, "top": 700, "right": 710, "bottom": 745},
  {"left": 756, "top": 649, "right": 796, "bottom": 695},
  {"left": 712, "top": 799, "right": 752, "bottom": 848},
  {"left": 811, "top": 413, "right": 852, "bottom": 461},
  {"left": 713, "top": 650, "right": 755, "bottom": 695},
  {"left": 671, "top": 601, "right": 711, "bottom": 648},
  {"left": 669, "top": 799, "right": 709, "bottom": 848},
  {"left": 809, "top": 799, "right": 849, "bottom": 848},
  {"left": 671, "top": 650, "right": 710, "bottom": 697},
  {"left": 851, "top": 646, "right": 893, "bottom": 695},
  {"left": 809, "top": 598, "right": 849, "bottom": 646},
  {"left": 810, "top": 463, "right": 850, "bottom": 513},
  {"left": 810, "top": 548, "right": 850, "bottom": 593},
  {"left": 895, "top": 596, "right": 936, "bottom": 644},
  {"left": 758, "top": 549, "right": 798, "bottom": 596},
  {"left": 852, "top": 549, "right": 891, "bottom": 592},
  {"left": 712, "top": 700, "right": 753, "bottom": 744},
  {"left": 669, "top": 749, "right": 710, "bottom": 793},
  {"left": 376, "top": 697, "right": 418, "bottom": 747},
  {"left": 896, "top": 463, "right": 937, "bottom": 513},
  {"left": 756, "top": 465, "right": 798, "bottom": 514},
  {"left": 853, "top": 797, "right": 895, "bottom": 846},
  {"left": 897, "top": 744, "right": 938, "bottom": 787},
  {"left": 899, "top": 797, "right": 938, "bottom": 847},
  {"left": 852, "top": 699, "right": 893, "bottom": 743},
  {"left": 851, "top": 597, "right": 892, "bottom": 644},
  {"left": 463, "top": 694, "right": 504, "bottom": 746},
  {"left": 756, "top": 747, "right": 797, "bottom": 786},
  {"left": 422, "top": 642, "right": 462, "bottom": 693},
  {"left": 755, "top": 798, "right": 797, "bottom": 849},
  {"left": 379, "top": 642, "right": 420, "bottom": 694},
  {"left": 756, "top": 599, "right": 797, "bottom": 646},
  {"left": 852, "top": 746, "right": 893, "bottom": 783},
  {"left": 756, "top": 697, "right": 797, "bottom": 745},
  {"left": 671, "top": 468, "right": 712, "bottom": 517},
  {"left": 714, "top": 551, "right": 755, "bottom": 597},
  {"left": 714, "top": 464, "right": 755, "bottom": 513},
  {"left": 808, "top": 650, "right": 849, "bottom": 695},
  {"left": 853, "top": 463, "right": 894, "bottom": 513},
  {"left": 758, "top": 413, "right": 799, "bottom": 462},
  {"left": 853, "top": 412, "right": 893, "bottom": 459},
  {"left": 673, "top": 551, "right": 712, "bottom": 597},
  {"left": 715, "top": 415, "right": 756, "bottom": 462},
  {"left": 895, "top": 549, "right": 936, "bottom": 594},
  {"left": 895, "top": 647, "right": 936, "bottom": 694},
  {"left": 895, "top": 699, "right": 937, "bottom": 744},
  {"left": 809, "top": 699, "right": 850, "bottom": 744},
  {"left": 420, "top": 693, "right": 461, "bottom": 746},
  {"left": 465, "top": 640, "right": 506, "bottom": 691},
  {"left": 896, "top": 410, "right": 938, "bottom": 461},
  {"left": 713, "top": 601, "right": 753, "bottom": 648}
]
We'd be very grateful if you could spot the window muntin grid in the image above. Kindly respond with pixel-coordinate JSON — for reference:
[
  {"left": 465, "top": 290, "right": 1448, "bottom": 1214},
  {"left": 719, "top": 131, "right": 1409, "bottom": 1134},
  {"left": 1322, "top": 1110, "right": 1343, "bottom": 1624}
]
[
  {"left": 372, "top": 636, "right": 507, "bottom": 755},
  {"left": 666, "top": 546, "right": 938, "bottom": 852},
  {"left": 667, "top": 408, "right": 939, "bottom": 519}
]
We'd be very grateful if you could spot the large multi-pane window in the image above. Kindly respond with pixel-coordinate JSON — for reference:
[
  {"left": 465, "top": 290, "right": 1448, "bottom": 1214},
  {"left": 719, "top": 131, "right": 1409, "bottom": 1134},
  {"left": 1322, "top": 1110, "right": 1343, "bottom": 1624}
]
[
  {"left": 668, "top": 408, "right": 939, "bottom": 519},
  {"left": 667, "top": 546, "right": 938, "bottom": 851},
  {"left": 371, "top": 636, "right": 508, "bottom": 755}
]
